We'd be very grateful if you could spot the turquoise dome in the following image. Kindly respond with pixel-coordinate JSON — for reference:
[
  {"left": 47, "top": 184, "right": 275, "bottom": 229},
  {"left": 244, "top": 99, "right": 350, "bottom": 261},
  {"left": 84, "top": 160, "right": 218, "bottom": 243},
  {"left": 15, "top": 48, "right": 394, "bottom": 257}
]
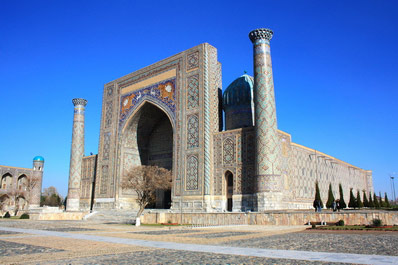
[
  {"left": 33, "top": 156, "right": 45, "bottom": 162},
  {"left": 222, "top": 74, "right": 254, "bottom": 110}
]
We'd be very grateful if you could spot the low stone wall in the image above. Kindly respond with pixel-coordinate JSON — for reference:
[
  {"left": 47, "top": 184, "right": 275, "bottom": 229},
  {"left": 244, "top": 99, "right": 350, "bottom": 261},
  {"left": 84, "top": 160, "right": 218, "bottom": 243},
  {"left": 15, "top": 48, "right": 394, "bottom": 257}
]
[
  {"left": 141, "top": 210, "right": 398, "bottom": 226},
  {"left": 29, "top": 211, "right": 88, "bottom": 221}
]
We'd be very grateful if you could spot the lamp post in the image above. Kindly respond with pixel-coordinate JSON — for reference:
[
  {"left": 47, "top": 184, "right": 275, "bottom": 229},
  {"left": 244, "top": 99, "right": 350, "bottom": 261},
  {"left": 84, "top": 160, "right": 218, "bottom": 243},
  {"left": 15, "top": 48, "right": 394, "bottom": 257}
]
[{"left": 390, "top": 173, "right": 397, "bottom": 205}]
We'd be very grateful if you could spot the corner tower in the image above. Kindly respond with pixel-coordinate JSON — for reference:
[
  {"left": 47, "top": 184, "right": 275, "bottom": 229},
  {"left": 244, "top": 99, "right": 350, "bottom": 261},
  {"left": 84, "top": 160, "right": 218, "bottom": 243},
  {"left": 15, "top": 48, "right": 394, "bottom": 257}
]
[
  {"left": 30, "top": 156, "right": 44, "bottom": 208},
  {"left": 66, "top": 98, "right": 87, "bottom": 211},
  {"left": 249, "top": 28, "right": 282, "bottom": 210}
]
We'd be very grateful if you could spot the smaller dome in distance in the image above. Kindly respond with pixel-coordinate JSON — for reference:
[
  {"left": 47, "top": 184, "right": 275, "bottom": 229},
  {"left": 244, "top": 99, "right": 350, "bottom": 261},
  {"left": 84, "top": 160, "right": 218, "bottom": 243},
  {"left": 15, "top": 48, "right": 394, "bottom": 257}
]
[{"left": 33, "top": 156, "right": 45, "bottom": 162}]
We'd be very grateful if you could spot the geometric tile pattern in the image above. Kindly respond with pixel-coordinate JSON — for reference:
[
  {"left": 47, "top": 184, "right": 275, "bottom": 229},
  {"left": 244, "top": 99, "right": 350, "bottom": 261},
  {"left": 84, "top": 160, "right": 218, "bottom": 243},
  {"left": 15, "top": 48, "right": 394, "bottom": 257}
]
[
  {"left": 187, "top": 75, "right": 199, "bottom": 109},
  {"left": 187, "top": 51, "right": 199, "bottom": 71},
  {"left": 67, "top": 98, "right": 87, "bottom": 207},
  {"left": 100, "top": 165, "right": 108, "bottom": 195},
  {"left": 187, "top": 114, "right": 199, "bottom": 149},
  {"left": 223, "top": 138, "right": 235, "bottom": 165},
  {"left": 102, "top": 132, "right": 111, "bottom": 160},
  {"left": 186, "top": 155, "right": 199, "bottom": 190},
  {"left": 250, "top": 29, "right": 281, "bottom": 193},
  {"left": 104, "top": 101, "right": 113, "bottom": 129}
]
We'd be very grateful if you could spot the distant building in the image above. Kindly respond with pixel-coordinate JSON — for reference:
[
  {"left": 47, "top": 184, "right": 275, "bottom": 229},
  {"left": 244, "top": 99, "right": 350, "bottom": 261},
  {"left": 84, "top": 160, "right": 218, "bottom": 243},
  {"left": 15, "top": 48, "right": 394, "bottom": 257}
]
[
  {"left": 0, "top": 156, "right": 44, "bottom": 215},
  {"left": 66, "top": 28, "right": 373, "bottom": 212}
]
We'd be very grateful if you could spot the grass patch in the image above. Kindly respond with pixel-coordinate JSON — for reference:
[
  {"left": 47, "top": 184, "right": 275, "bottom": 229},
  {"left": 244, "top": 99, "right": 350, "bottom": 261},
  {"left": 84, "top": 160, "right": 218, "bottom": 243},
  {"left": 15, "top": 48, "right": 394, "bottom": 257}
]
[{"left": 314, "top": 225, "right": 398, "bottom": 231}]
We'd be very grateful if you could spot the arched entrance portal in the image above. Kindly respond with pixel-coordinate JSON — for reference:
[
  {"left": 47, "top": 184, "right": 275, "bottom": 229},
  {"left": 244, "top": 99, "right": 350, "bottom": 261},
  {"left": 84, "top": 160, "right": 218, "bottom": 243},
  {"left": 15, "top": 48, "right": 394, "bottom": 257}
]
[
  {"left": 122, "top": 102, "right": 173, "bottom": 209},
  {"left": 225, "top": 171, "right": 233, "bottom": 212}
]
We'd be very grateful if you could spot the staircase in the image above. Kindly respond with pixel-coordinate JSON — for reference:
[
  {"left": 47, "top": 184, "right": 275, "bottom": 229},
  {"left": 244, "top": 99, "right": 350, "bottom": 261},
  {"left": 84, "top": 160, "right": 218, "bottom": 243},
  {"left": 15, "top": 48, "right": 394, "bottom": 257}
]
[{"left": 84, "top": 209, "right": 138, "bottom": 224}]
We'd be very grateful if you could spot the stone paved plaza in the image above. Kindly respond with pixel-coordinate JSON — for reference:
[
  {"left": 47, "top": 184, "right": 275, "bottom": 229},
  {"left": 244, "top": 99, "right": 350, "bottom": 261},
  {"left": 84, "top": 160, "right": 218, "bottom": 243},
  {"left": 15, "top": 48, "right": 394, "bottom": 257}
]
[{"left": 0, "top": 220, "right": 397, "bottom": 264}]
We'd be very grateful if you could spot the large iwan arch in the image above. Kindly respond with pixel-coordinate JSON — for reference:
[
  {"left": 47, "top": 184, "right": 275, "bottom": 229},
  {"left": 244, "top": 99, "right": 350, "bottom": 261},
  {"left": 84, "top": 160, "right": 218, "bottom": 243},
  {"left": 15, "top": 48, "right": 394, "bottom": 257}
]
[{"left": 119, "top": 101, "right": 174, "bottom": 209}]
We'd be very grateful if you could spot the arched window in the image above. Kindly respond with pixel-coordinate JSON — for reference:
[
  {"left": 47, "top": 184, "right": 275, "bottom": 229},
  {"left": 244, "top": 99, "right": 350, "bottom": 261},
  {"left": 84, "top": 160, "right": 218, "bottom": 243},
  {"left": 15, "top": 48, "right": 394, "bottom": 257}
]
[
  {"left": 17, "top": 175, "right": 28, "bottom": 191},
  {"left": 1, "top": 174, "right": 12, "bottom": 190}
]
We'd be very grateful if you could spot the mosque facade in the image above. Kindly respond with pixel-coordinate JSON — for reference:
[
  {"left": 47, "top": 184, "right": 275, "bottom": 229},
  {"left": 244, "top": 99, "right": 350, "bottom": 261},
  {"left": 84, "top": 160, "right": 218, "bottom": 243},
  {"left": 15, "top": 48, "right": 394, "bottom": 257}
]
[
  {"left": 0, "top": 156, "right": 44, "bottom": 214},
  {"left": 66, "top": 28, "right": 373, "bottom": 212}
]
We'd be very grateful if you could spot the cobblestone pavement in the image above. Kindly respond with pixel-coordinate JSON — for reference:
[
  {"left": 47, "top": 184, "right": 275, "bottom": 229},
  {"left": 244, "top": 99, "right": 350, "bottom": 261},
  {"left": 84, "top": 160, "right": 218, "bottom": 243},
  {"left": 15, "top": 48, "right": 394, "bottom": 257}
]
[
  {"left": 221, "top": 231, "right": 398, "bottom": 256},
  {"left": 183, "top": 231, "right": 254, "bottom": 238},
  {"left": 130, "top": 229, "right": 205, "bottom": 235},
  {"left": 0, "top": 220, "right": 397, "bottom": 264},
  {"left": 0, "top": 240, "right": 62, "bottom": 256},
  {"left": 34, "top": 249, "right": 349, "bottom": 265}
]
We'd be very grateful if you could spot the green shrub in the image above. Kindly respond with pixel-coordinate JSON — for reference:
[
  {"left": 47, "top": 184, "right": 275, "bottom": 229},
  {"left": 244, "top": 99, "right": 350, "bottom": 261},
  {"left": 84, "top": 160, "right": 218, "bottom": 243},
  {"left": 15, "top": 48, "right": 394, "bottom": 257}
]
[
  {"left": 336, "top": 219, "right": 345, "bottom": 226},
  {"left": 372, "top": 218, "right": 382, "bottom": 227},
  {"left": 3, "top": 212, "right": 10, "bottom": 218},
  {"left": 326, "top": 183, "right": 335, "bottom": 209},
  {"left": 338, "top": 184, "right": 347, "bottom": 209},
  {"left": 312, "top": 224, "right": 316, "bottom": 229},
  {"left": 19, "top": 213, "right": 29, "bottom": 219},
  {"left": 348, "top": 188, "right": 356, "bottom": 209}
]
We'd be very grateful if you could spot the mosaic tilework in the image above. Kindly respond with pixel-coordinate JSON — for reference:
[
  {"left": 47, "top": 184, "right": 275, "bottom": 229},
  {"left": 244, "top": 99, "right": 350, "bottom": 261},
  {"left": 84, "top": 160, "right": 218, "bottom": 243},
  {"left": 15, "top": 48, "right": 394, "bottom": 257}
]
[
  {"left": 186, "top": 155, "right": 199, "bottom": 190},
  {"left": 223, "top": 138, "right": 235, "bottom": 165},
  {"left": 187, "top": 114, "right": 199, "bottom": 149},
  {"left": 100, "top": 165, "right": 108, "bottom": 195},
  {"left": 187, "top": 75, "right": 199, "bottom": 109},
  {"left": 186, "top": 51, "right": 199, "bottom": 71},
  {"left": 250, "top": 30, "right": 281, "bottom": 193},
  {"left": 102, "top": 133, "right": 111, "bottom": 160},
  {"left": 119, "top": 78, "right": 176, "bottom": 129},
  {"left": 67, "top": 99, "right": 87, "bottom": 210},
  {"left": 106, "top": 86, "right": 113, "bottom": 96},
  {"left": 104, "top": 101, "right": 113, "bottom": 129}
]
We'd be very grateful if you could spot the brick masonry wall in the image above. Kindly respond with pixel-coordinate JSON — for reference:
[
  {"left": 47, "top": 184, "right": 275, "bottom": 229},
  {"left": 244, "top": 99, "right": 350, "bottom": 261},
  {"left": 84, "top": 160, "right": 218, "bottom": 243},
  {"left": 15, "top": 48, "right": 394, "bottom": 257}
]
[{"left": 142, "top": 211, "right": 398, "bottom": 226}]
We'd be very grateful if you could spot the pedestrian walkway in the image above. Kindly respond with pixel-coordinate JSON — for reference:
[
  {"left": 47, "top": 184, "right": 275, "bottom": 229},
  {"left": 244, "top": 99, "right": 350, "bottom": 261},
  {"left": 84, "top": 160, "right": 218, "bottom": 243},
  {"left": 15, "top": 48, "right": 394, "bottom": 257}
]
[{"left": 0, "top": 226, "right": 397, "bottom": 265}]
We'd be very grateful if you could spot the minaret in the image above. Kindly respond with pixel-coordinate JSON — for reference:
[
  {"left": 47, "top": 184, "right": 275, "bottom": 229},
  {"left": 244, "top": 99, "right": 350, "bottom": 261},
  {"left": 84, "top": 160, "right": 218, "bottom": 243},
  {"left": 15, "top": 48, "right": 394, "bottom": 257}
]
[
  {"left": 66, "top": 98, "right": 87, "bottom": 211},
  {"left": 249, "top": 28, "right": 282, "bottom": 210},
  {"left": 30, "top": 156, "right": 44, "bottom": 208}
]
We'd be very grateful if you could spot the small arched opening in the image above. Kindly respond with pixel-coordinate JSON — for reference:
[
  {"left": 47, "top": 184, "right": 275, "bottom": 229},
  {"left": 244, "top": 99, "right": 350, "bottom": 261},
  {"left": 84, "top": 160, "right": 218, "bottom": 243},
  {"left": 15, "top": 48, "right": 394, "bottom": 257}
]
[
  {"left": 1, "top": 173, "right": 12, "bottom": 190},
  {"left": 225, "top": 171, "right": 233, "bottom": 212},
  {"left": 17, "top": 175, "right": 28, "bottom": 191}
]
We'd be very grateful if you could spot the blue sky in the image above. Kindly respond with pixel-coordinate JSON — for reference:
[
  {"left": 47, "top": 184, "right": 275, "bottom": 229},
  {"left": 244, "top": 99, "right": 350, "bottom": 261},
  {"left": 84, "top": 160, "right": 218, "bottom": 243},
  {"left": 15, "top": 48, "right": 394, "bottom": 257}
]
[{"left": 1, "top": 0, "right": 397, "bottom": 198}]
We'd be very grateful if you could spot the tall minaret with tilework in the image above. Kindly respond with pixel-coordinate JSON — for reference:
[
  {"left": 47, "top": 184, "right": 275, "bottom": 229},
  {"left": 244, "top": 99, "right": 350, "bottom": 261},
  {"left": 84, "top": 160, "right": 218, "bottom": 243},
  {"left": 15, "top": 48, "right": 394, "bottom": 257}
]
[
  {"left": 249, "top": 28, "right": 282, "bottom": 210},
  {"left": 66, "top": 98, "right": 87, "bottom": 211}
]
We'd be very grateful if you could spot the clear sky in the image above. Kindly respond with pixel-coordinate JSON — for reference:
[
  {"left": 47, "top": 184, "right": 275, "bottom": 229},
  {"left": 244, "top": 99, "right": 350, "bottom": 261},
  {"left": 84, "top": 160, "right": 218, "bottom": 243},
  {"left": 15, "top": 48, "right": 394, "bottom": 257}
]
[{"left": 1, "top": 0, "right": 397, "bottom": 199}]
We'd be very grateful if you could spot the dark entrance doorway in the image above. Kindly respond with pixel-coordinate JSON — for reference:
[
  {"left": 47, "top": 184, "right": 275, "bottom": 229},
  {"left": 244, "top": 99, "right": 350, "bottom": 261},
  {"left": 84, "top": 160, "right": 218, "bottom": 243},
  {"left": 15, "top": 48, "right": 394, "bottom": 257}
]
[
  {"left": 135, "top": 103, "right": 173, "bottom": 209},
  {"left": 225, "top": 171, "right": 233, "bottom": 212}
]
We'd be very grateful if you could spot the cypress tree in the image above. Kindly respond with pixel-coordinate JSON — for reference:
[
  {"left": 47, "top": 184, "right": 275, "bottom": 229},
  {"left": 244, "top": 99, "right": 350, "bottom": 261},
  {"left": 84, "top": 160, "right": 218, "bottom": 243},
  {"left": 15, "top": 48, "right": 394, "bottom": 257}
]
[
  {"left": 326, "top": 183, "right": 335, "bottom": 209},
  {"left": 368, "top": 192, "right": 374, "bottom": 208},
  {"left": 356, "top": 190, "right": 363, "bottom": 208},
  {"left": 385, "top": 193, "right": 391, "bottom": 208},
  {"left": 363, "top": 190, "right": 369, "bottom": 207},
  {"left": 348, "top": 188, "right": 356, "bottom": 209},
  {"left": 313, "top": 181, "right": 324, "bottom": 209},
  {"left": 373, "top": 193, "right": 380, "bottom": 208},
  {"left": 379, "top": 192, "right": 385, "bottom": 208},
  {"left": 338, "top": 183, "right": 346, "bottom": 209}
]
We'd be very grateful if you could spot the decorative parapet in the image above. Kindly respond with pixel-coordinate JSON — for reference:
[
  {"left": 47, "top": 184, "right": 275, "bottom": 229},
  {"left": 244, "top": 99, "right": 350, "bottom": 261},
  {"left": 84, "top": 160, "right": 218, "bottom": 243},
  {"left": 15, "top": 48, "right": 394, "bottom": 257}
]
[
  {"left": 249, "top": 28, "right": 273, "bottom": 43},
  {"left": 72, "top": 98, "right": 88, "bottom": 107}
]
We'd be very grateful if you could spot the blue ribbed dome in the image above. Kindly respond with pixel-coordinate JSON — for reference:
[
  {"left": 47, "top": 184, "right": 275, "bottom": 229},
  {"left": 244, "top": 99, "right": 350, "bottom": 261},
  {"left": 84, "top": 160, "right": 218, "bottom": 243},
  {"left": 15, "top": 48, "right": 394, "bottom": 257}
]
[
  {"left": 33, "top": 156, "right": 45, "bottom": 162},
  {"left": 222, "top": 74, "right": 254, "bottom": 110}
]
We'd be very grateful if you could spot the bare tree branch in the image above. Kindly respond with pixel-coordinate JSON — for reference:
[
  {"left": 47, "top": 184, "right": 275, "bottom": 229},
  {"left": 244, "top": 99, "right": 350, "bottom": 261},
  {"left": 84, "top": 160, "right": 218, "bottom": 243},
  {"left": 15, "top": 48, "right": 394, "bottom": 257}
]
[{"left": 122, "top": 165, "right": 172, "bottom": 218}]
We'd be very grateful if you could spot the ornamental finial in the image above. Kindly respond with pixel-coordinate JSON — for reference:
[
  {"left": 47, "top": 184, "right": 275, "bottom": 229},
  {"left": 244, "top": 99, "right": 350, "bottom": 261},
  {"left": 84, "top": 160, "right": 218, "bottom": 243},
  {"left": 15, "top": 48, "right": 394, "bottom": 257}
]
[
  {"left": 72, "top": 98, "right": 88, "bottom": 107},
  {"left": 249, "top": 28, "right": 273, "bottom": 43}
]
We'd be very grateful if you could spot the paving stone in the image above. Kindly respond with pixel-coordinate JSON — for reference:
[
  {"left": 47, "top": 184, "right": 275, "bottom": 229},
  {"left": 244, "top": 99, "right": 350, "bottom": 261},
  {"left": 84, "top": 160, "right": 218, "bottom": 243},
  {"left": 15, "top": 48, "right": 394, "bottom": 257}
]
[
  {"left": 130, "top": 229, "right": 204, "bottom": 235},
  {"left": 221, "top": 231, "right": 398, "bottom": 256},
  {"left": 0, "top": 240, "right": 62, "bottom": 256},
  {"left": 32, "top": 249, "right": 349, "bottom": 265},
  {"left": 44, "top": 227, "right": 96, "bottom": 232},
  {"left": 0, "top": 230, "right": 22, "bottom": 235},
  {"left": 183, "top": 231, "right": 254, "bottom": 238}
]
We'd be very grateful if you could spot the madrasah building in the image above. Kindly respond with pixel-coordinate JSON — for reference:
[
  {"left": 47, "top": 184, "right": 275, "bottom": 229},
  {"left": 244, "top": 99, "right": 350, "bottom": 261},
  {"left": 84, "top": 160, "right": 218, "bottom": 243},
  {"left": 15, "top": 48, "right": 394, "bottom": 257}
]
[{"left": 66, "top": 28, "right": 373, "bottom": 213}]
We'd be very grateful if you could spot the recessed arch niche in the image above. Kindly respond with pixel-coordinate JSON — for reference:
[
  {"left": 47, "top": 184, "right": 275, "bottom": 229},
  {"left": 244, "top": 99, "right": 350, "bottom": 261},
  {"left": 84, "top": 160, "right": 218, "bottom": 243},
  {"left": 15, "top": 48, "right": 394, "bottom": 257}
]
[{"left": 121, "top": 101, "right": 173, "bottom": 209}]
